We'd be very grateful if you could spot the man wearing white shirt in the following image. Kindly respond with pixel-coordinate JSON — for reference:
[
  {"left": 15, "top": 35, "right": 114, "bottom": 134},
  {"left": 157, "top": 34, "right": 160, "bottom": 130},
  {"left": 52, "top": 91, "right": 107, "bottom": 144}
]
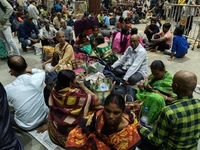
[
  {"left": 39, "top": 19, "right": 57, "bottom": 46},
  {"left": 112, "top": 34, "right": 148, "bottom": 85},
  {"left": 5, "top": 55, "right": 49, "bottom": 131}
]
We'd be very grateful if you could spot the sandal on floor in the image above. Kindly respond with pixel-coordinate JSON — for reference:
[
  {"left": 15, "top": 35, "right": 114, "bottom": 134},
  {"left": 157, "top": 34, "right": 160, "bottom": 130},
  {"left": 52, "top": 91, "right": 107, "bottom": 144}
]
[{"left": 150, "top": 49, "right": 157, "bottom": 52}]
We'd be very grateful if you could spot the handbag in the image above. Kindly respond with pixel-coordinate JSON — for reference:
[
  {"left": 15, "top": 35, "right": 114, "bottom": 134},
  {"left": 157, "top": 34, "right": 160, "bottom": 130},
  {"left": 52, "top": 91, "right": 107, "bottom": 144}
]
[
  {"left": 87, "top": 62, "right": 105, "bottom": 74},
  {"left": 0, "top": 39, "right": 7, "bottom": 59},
  {"left": 0, "top": 2, "right": 19, "bottom": 32},
  {"left": 90, "top": 78, "right": 115, "bottom": 105},
  {"left": 125, "top": 94, "right": 143, "bottom": 120},
  {"left": 111, "top": 84, "right": 136, "bottom": 101}
]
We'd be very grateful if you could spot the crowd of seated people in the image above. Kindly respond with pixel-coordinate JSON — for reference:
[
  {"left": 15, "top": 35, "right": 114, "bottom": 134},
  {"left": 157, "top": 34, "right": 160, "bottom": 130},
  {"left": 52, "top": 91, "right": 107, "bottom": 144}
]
[
  {"left": 1, "top": 0, "right": 199, "bottom": 150},
  {"left": 2, "top": 55, "right": 200, "bottom": 150}
]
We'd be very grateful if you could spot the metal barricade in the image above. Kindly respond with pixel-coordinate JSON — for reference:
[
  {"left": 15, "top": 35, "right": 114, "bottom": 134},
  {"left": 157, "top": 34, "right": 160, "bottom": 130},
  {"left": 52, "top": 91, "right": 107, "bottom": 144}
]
[{"left": 165, "top": 3, "right": 200, "bottom": 44}]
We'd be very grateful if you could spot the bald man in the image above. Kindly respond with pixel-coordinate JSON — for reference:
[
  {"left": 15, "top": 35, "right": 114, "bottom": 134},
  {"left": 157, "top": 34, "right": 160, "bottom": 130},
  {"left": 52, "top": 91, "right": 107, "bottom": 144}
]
[
  {"left": 138, "top": 70, "right": 200, "bottom": 150},
  {"left": 111, "top": 34, "right": 148, "bottom": 85},
  {"left": 60, "top": 20, "right": 74, "bottom": 46},
  {"left": 39, "top": 19, "right": 57, "bottom": 46},
  {"left": 5, "top": 55, "right": 49, "bottom": 131}
]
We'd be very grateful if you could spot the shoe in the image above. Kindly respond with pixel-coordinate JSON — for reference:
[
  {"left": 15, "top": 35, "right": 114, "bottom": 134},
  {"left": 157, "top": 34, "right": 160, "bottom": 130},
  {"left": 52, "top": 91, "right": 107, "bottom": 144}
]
[
  {"left": 21, "top": 45, "right": 27, "bottom": 52},
  {"left": 30, "top": 45, "right": 36, "bottom": 50},
  {"left": 164, "top": 49, "right": 171, "bottom": 55}
]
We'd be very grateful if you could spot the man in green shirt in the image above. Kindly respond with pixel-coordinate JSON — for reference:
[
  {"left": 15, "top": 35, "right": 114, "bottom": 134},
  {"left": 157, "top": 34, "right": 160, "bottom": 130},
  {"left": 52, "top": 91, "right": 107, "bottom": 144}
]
[
  {"left": 138, "top": 70, "right": 200, "bottom": 150},
  {"left": 97, "top": 11, "right": 104, "bottom": 23},
  {"left": 0, "top": 0, "right": 20, "bottom": 56}
]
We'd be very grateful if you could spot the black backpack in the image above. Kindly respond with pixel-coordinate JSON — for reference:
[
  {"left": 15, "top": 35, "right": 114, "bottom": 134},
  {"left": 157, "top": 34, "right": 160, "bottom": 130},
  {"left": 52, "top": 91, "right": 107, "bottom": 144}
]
[
  {"left": 44, "top": 77, "right": 57, "bottom": 107},
  {"left": 111, "top": 84, "right": 136, "bottom": 102},
  {"left": 0, "top": 2, "right": 20, "bottom": 32}
]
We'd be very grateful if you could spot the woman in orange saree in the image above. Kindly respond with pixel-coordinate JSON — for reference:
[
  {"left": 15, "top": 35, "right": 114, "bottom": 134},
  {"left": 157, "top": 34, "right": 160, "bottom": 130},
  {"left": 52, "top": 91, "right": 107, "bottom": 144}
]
[{"left": 65, "top": 94, "right": 141, "bottom": 150}]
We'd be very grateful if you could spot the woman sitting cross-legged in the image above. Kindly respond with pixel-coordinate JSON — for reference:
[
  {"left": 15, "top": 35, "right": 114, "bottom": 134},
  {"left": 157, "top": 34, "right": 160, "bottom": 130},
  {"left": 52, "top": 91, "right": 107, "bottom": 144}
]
[
  {"left": 65, "top": 93, "right": 141, "bottom": 150},
  {"left": 89, "top": 26, "right": 101, "bottom": 49},
  {"left": 48, "top": 70, "right": 101, "bottom": 148},
  {"left": 112, "top": 27, "right": 130, "bottom": 54},
  {"left": 74, "top": 32, "right": 90, "bottom": 48},
  {"left": 74, "top": 32, "right": 92, "bottom": 55},
  {"left": 42, "top": 31, "right": 74, "bottom": 72},
  {"left": 94, "top": 35, "right": 118, "bottom": 65},
  {"left": 136, "top": 60, "right": 177, "bottom": 124}
]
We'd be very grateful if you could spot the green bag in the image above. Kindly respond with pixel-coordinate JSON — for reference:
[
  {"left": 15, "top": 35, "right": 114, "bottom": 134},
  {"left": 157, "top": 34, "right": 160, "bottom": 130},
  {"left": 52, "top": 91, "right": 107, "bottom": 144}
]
[
  {"left": 96, "top": 44, "right": 118, "bottom": 65},
  {"left": 87, "top": 62, "right": 105, "bottom": 74},
  {"left": 0, "top": 39, "right": 7, "bottom": 58}
]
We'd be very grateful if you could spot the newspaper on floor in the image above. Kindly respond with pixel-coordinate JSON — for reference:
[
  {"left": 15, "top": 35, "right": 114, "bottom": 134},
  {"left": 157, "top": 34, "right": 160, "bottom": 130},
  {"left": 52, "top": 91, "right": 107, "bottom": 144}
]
[{"left": 28, "top": 130, "right": 64, "bottom": 150}]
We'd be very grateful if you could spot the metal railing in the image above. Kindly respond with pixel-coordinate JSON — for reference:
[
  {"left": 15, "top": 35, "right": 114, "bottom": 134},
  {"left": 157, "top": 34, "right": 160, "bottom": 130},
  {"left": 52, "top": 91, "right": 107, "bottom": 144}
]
[{"left": 165, "top": 3, "right": 200, "bottom": 44}]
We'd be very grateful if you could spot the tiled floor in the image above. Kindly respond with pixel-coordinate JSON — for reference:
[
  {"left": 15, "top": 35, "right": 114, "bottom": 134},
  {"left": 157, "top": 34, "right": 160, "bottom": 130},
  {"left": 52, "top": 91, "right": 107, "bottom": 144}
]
[{"left": 0, "top": 22, "right": 200, "bottom": 149}]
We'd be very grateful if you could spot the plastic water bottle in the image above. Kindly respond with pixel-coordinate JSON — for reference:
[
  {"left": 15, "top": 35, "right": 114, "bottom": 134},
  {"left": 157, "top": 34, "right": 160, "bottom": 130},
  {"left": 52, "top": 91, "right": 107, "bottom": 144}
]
[
  {"left": 100, "top": 83, "right": 108, "bottom": 91},
  {"left": 140, "top": 107, "right": 149, "bottom": 126}
]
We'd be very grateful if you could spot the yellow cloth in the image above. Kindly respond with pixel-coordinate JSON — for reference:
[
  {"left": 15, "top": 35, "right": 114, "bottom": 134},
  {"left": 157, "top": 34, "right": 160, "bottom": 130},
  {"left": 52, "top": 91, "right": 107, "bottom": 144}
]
[
  {"left": 54, "top": 42, "right": 75, "bottom": 65},
  {"left": 178, "top": 0, "right": 185, "bottom": 4}
]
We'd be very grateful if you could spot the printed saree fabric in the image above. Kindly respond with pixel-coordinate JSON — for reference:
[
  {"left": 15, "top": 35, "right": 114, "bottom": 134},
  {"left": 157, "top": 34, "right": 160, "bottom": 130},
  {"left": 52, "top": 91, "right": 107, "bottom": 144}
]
[
  {"left": 112, "top": 32, "right": 130, "bottom": 54},
  {"left": 48, "top": 87, "right": 93, "bottom": 147},
  {"left": 136, "top": 71, "right": 177, "bottom": 124},
  {"left": 65, "top": 109, "right": 141, "bottom": 150},
  {"left": 96, "top": 43, "right": 118, "bottom": 65}
]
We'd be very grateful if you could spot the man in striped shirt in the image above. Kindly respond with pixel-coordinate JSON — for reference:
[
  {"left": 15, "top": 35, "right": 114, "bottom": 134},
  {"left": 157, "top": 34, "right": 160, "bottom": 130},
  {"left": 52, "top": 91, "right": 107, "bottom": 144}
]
[{"left": 138, "top": 70, "right": 200, "bottom": 150}]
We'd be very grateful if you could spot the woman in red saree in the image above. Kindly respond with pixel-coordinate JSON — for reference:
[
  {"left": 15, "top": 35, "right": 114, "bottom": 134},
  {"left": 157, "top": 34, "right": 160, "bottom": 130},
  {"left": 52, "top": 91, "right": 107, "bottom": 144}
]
[
  {"left": 48, "top": 70, "right": 100, "bottom": 148},
  {"left": 65, "top": 94, "right": 141, "bottom": 150}
]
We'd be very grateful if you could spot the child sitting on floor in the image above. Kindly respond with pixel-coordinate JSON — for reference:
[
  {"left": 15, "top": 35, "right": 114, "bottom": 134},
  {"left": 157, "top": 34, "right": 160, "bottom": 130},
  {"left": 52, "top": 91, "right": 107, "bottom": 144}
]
[{"left": 166, "top": 26, "right": 190, "bottom": 61}]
